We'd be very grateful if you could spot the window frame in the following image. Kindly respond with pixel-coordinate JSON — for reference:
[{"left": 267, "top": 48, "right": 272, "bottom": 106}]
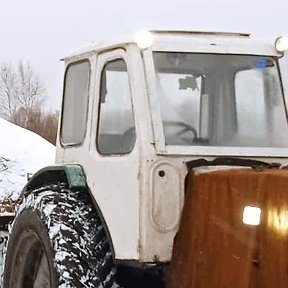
[
  {"left": 96, "top": 55, "right": 136, "bottom": 156},
  {"left": 144, "top": 48, "right": 288, "bottom": 157},
  {"left": 60, "top": 59, "right": 91, "bottom": 147}
]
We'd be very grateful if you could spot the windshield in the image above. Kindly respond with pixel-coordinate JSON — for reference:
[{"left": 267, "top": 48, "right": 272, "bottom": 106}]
[{"left": 153, "top": 52, "right": 288, "bottom": 148}]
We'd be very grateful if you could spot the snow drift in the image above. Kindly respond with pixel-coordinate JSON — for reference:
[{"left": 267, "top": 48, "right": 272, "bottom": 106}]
[{"left": 0, "top": 118, "right": 55, "bottom": 201}]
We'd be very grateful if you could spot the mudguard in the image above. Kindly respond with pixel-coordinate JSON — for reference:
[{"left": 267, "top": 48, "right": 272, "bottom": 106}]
[
  {"left": 21, "top": 164, "right": 87, "bottom": 196},
  {"left": 20, "top": 164, "right": 116, "bottom": 259}
]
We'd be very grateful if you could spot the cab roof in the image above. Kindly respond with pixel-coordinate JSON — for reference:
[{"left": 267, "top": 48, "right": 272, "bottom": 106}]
[{"left": 62, "top": 30, "right": 277, "bottom": 61}]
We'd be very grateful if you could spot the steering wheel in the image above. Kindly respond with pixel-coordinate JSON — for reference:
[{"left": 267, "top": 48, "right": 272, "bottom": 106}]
[
  {"left": 122, "top": 122, "right": 198, "bottom": 147},
  {"left": 163, "top": 121, "right": 198, "bottom": 143}
]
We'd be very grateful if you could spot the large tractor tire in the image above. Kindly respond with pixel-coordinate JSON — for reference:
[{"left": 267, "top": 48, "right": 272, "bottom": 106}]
[{"left": 3, "top": 184, "right": 121, "bottom": 288}]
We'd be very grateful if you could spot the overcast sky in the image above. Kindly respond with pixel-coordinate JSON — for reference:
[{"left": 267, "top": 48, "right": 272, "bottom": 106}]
[{"left": 1, "top": 0, "right": 287, "bottom": 111}]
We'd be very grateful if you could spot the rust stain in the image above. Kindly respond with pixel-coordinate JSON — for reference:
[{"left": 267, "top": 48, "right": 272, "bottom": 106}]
[{"left": 168, "top": 168, "right": 288, "bottom": 288}]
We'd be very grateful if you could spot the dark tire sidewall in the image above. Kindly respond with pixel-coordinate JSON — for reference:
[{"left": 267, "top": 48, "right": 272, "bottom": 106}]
[{"left": 3, "top": 209, "right": 58, "bottom": 288}]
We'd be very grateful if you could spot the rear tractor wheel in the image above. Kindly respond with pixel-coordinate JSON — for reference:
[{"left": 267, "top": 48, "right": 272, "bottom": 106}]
[{"left": 3, "top": 184, "right": 120, "bottom": 288}]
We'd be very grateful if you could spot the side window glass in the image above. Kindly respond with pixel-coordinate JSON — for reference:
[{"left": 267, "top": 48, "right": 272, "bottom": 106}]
[
  {"left": 61, "top": 61, "right": 90, "bottom": 145},
  {"left": 97, "top": 59, "right": 136, "bottom": 155},
  {"left": 234, "top": 69, "right": 285, "bottom": 146}
]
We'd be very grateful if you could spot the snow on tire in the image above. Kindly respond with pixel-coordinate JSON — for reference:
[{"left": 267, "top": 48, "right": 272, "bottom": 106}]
[{"left": 3, "top": 184, "right": 121, "bottom": 288}]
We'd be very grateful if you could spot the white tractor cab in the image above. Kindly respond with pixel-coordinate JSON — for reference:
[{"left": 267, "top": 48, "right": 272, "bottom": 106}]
[{"left": 3, "top": 31, "right": 288, "bottom": 288}]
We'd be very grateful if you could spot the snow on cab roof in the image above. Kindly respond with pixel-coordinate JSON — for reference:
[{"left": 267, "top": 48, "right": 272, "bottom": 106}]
[{"left": 62, "top": 30, "right": 276, "bottom": 61}]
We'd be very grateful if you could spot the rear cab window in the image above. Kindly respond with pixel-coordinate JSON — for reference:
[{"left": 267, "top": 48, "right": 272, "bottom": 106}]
[{"left": 61, "top": 60, "right": 90, "bottom": 146}]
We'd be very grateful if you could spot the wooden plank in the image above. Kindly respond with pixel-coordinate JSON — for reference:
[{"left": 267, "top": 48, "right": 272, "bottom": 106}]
[{"left": 168, "top": 168, "right": 288, "bottom": 288}]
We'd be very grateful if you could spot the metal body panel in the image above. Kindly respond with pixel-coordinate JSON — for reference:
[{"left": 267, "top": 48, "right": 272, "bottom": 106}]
[
  {"left": 63, "top": 31, "right": 272, "bottom": 61},
  {"left": 151, "top": 37, "right": 276, "bottom": 56},
  {"left": 162, "top": 146, "right": 288, "bottom": 158},
  {"left": 139, "top": 157, "right": 186, "bottom": 262}
]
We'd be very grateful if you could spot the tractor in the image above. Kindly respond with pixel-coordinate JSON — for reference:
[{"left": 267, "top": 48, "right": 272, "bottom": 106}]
[{"left": 3, "top": 31, "right": 288, "bottom": 288}]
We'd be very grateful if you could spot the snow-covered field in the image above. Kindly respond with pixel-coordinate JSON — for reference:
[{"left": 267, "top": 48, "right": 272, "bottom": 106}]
[
  {"left": 0, "top": 117, "right": 55, "bottom": 276},
  {"left": 0, "top": 118, "right": 55, "bottom": 200}
]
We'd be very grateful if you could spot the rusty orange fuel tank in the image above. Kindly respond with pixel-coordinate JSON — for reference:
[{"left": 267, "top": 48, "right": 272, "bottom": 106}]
[{"left": 168, "top": 167, "right": 288, "bottom": 288}]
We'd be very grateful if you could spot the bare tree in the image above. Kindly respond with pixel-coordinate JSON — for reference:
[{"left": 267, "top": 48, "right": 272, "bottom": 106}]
[
  {"left": 18, "top": 108, "right": 59, "bottom": 145},
  {"left": 0, "top": 63, "right": 18, "bottom": 121},
  {"left": 0, "top": 61, "right": 45, "bottom": 124},
  {"left": 0, "top": 61, "right": 58, "bottom": 145},
  {"left": 17, "top": 62, "right": 45, "bottom": 115},
  {"left": 41, "top": 110, "right": 59, "bottom": 144}
]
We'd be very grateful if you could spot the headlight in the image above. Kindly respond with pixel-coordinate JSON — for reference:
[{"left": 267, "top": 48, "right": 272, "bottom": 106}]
[
  {"left": 242, "top": 206, "right": 261, "bottom": 226},
  {"left": 134, "top": 31, "right": 154, "bottom": 49},
  {"left": 275, "top": 36, "right": 288, "bottom": 53}
]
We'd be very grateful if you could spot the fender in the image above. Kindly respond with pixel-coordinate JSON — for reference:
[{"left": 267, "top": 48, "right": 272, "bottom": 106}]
[
  {"left": 22, "top": 164, "right": 87, "bottom": 195},
  {"left": 20, "top": 164, "right": 116, "bottom": 258}
]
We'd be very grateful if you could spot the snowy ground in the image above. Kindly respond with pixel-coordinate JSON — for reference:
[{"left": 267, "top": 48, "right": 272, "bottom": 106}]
[
  {"left": 0, "top": 118, "right": 55, "bottom": 200},
  {"left": 0, "top": 117, "right": 55, "bottom": 277}
]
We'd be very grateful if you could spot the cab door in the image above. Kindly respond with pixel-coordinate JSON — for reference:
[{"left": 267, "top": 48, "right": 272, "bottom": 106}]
[{"left": 85, "top": 48, "right": 141, "bottom": 260}]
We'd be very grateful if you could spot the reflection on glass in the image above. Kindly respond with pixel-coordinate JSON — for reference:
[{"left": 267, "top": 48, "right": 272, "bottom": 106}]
[{"left": 153, "top": 52, "right": 288, "bottom": 148}]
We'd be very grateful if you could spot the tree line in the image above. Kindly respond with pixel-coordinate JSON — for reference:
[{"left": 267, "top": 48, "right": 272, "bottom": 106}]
[{"left": 0, "top": 62, "right": 59, "bottom": 145}]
